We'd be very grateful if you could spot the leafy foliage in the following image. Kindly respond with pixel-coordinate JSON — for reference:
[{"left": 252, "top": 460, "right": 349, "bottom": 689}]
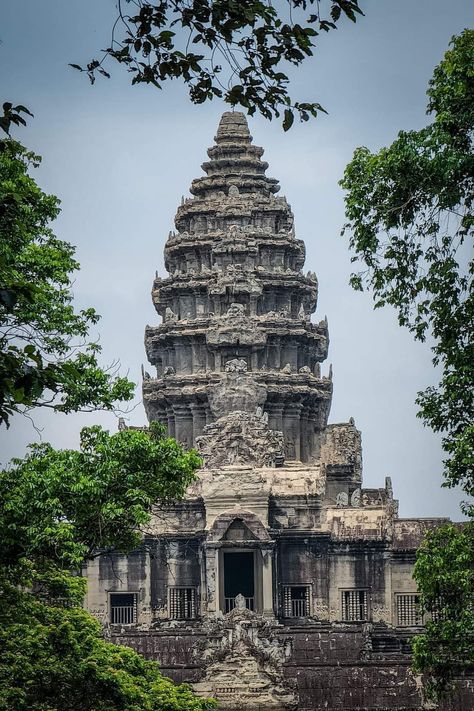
[
  {"left": 73, "top": 0, "right": 363, "bottom": 130},
  {"left": 340, "top": 30, "right": 474, "bottom": 697},
  {"left": 0, "top": 138, "right": 135, "bottom": 425},
  {"left": 0, "top": 424, "right": 211, "bottom": 711},
  {"left": 412, "top": 522, "right": 474, "bottom": 697},
  {"left": 0, "top": 422, "right": 200, "bottom": 587},
  {"left": 0, "top": 596, "right": 215, "bottom": 711},
  {"left": 340, "top": 30, "right": 474, "bottom": 501},
  {"left": 0, "top": 101, "right": 33, "bottom": 136}
]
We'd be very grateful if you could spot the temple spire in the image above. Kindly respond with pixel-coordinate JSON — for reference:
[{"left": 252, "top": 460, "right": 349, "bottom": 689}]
[
  {"left": 215, "top": 111, "right": 252, "bottom": 144},
  {"left": 144, "top": 111, "right": 331, "bottom": 463},
  {"left": 190, "top": 111, "right": 279, "bottom": 196}
]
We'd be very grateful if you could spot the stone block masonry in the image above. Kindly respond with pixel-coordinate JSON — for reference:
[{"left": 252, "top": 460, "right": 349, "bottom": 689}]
[{"left": 85, "top": 112, "right": 473, "bottom": 710}]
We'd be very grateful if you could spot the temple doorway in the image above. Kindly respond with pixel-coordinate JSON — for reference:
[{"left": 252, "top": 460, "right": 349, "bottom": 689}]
[{"left": 223, "top": 551, "right": 255, "bottom": 613}]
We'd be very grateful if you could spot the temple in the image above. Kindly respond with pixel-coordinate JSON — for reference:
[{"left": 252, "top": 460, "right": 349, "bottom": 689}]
[{"left": 85, "top": 113, "right": 472, "bottom": 710}]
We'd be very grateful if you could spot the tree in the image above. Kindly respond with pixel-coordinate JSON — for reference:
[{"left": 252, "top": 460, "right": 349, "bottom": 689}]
[
  {"left": 0, "top": 136, "right": 135, "bottom": 426},
  {"left": 412, "top": 522, "right": 474, "bottom": 698},
  {"left": 340, "top": 29, "right": 474, "bottom": 697},
  {"left": 0, "top": 422, "right": 214, "bottom": 710},
  {"left": 72, "top": 0, "right": 363, "bottom": 131}
]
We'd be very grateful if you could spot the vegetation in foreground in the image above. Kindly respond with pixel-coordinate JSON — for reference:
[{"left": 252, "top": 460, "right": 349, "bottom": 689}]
[{"left": 341, "top": 29, "right": 474, "bottom": 697}]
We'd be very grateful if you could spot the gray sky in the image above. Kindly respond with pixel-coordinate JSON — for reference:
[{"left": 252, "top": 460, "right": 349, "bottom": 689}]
[{"left": 1, "top": 1, "right": 473, "bottom": 518}]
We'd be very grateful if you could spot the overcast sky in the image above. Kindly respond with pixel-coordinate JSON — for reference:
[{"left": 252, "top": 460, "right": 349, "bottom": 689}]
[{"left": 1, "top": 1, "right": 473, "bottom": 518}]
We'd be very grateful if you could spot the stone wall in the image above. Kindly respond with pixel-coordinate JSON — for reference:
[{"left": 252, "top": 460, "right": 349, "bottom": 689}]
[{"left": 110, "top": 624, "right": 473, "bottom": 711}]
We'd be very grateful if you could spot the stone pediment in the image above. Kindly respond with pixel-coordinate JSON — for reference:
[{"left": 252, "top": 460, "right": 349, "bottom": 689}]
[
  {"left": 196, "top": 411, "right": 284, "bottom": 469},
  {"left": 207, "top": 510, "right": 271, "bottom": 543},
  {"left": 192, "top": 615, "right": 297, "bottom": 711}
]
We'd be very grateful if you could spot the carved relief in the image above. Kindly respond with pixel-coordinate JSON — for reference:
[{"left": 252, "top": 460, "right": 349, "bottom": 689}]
[
  {"left": 192, "top": 612, "right": 297, "bottom": 711},
  {"left": 196, "top": 412, "right": 284, "bottom": 469}
]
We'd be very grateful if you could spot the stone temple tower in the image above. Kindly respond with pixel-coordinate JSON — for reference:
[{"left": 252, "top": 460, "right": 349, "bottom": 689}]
[
  {"left": 86, "top": 112, "right": 470, "bottom": 711},
  {"left": 143, "top": 111, "right": 332, "bottom": 464}
]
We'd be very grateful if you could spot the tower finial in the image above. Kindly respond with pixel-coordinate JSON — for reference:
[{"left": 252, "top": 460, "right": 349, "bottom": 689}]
[{"left": 215, "top": 111, "right": 251, "bottom": 144}]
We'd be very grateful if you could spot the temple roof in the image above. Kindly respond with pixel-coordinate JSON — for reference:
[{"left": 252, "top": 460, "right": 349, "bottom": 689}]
[{"left": 191, "top": 111, "right": 280, "bottom": 196}]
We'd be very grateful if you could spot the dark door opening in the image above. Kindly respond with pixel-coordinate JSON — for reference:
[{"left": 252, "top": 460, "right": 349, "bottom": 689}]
[{"left": 223, "top": 551, "right": 254, "bottom": 612}]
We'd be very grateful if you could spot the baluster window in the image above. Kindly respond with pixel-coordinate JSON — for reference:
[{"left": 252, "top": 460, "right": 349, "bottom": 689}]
[
  {"left": 396, "top": 593, "right": 423, "bottom": 627},
  {"left": 282, "top": 585, "right": 311, "bottom": 617},
  {"left": 169, "top": 587, "right": 197, "bottom": 619},
  {"left": 341, "top": 590, "right": 368, "bottom": 621}
]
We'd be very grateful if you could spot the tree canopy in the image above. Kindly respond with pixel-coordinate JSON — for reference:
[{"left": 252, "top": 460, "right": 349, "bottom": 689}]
[
  {"left": 0, "top": 137, "right": 135, "bottom": 426},
  {"left": 412, "top": 521, "right": 474, "bottom": 698},
  {"left": 72, "top": 0, "right": 363, "bottom": 130},
  {"left": 340, "top": 29, "right": 474, "bottom": 697},
  {"left": 340, "top": 29, "right": 473, "bottom": 503},
  {"left": 0, "top": 423, "right": 212, "bottom": 711}
]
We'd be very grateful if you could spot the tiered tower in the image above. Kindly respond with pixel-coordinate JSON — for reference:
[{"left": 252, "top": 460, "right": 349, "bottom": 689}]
[{"left": 143, "top": 112, "right": 332, "bottom": 462}]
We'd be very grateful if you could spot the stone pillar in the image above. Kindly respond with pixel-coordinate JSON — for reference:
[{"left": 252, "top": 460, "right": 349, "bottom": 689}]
[
  {"left": 175, "top": 341, "right": 192, "bottom": 374},
  {"left": 283, "top": 403, "right": 302, "bottom": 460},
  {"left": 267, "top": 403, "right": 284, "bottom": 433},
  {"left": 250, "top": 348, "right": 258, "bottom": 372},
  {"left": 203, "top": 545, "right": 219, "bottom": 616},
  {"left": 173, "top": 404, "right": 193, "bottom": 449},
  {"left": 199, "top": 544, "right": 207, "bottom": 617},
  {"left": 166, "top": 408, "right": 176, "bottom": 438},
  {"left": 300, "top": 406, "right": 310, "bottom": 462},
  {"left": 191, "top": 340, "right": 206, "bottom": 374},
  {"left": 261, "top": 546, "right": 275, "bottom": 618},
  {"left": 190, "top": 403, "right": 207, "bottom": 444},
  {"left": 204, "top": 403, "right": 213, "bottom": 425}
]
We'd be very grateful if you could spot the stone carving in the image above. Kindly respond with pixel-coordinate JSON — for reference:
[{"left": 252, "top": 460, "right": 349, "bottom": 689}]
[
  {"left": 207, "top": 371, "right": 266, "bottom": 419},
  {"left": 224, "top": 358, "right": 248, "bottom": 373},
  {"left": 196, "top": 412, "right": 284, "bottom": 468},
  {"left": 144, "top": 109, "right": 331, "bottom": 461},
  {"left": 164, "top": 307, "right": 176, "bottom": 321},
  {"left": 234, "top": 593, "right": 246, "bottom": 610},
  {"left": 192, "top": 613, "right": 297, "bottom": 710},
  {"left": 351, "top": 488, "right": 361, "bottom": 507},
  {"left": 90, "top": 112, "right": 465, "bottom": 711},
  {"left": 336, "top": 491, "right": 349, "bottom": 508},
  {"left": 225, "top": 302, "right": 246, "bottom": 317}
]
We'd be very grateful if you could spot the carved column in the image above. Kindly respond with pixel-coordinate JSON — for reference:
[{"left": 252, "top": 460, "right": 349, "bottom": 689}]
[
  {"left": 261, "top": 546, "right": 275, "bottom": 618},
  {"left": 166, "top": 408, "right": 176, "bottom": 438},
  {"left": 173, "top": 404, "right": 193, "bottom": 449},
  {"left": 300, "top": 406, "right": 310, "bottom": 462},
  {"left": 203, "top": 545, "right": 219, "bottom": 616},
  {"left": 190, "top": 403, "right": 207, "bottom": 444},
  {"left": 283, "top": 402, "right": 303, "bottom": 460},
  {"left": 267, "top": 403, "right": 284, "bottom": 433},
  {"left": 191, "top": 339, "right": 206, "bottom": 374}
]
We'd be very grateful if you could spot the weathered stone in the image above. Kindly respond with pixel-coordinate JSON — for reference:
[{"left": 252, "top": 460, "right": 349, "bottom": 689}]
[
  {"left": 196, "top": 411, "right": 284, "bottom": 468},
  {"left": 84, "top": 111, "right": 471, "bottom": 711}
]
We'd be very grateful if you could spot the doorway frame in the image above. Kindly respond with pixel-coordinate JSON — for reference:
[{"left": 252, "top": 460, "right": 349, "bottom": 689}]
[{"left": 218, "top": 546, "right": 263, "bottom": 614}]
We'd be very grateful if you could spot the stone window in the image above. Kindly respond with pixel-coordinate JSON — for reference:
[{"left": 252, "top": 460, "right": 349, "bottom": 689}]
[
  {"left": 396, "top": 593, "right": 423, "bottom": 626},
  {"left": 169, "top": 586, "right": 197, "bottom": 619},
  {"left": 341, "top": 589, "right": 368, "bottom": 621},
  {"left": 283, "top": 585, "right": 311, "bottom": 617},
  {"left": 110, "top": 592, "right": 138, "bottom": 624}
]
